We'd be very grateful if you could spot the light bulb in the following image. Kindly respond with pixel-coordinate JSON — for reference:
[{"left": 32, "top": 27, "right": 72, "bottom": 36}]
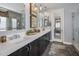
[
  {"left": 34, "top": 7, "right": 38, "bottom": 11},
  {"left": 40, "top": 7, "right": 42, "bottom": 11},
  {"left": 44, "top": 12, "right": 48, "bottom": 16}
]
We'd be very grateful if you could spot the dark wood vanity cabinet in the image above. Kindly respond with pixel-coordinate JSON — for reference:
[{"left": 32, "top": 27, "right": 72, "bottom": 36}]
[
  {"left": 29, "top": 32, "right": 51, "bottom": 56},
  {"left": 39, "top": 32, "right": 51, "bottom": 55},
  {"left": 29, "top": 39, "right": 39, "bottom": 56},
  {"left": 9, "top": 45, "right": 29, "bottom": 56},
  {"left": 9, "top": 32, "right": 51, "bottom": 56}
]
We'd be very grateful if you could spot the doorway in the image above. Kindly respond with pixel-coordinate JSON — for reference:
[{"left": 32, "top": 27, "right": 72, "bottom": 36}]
[{"left": 53, "top": 16, "right": 63, "bottom": 42}]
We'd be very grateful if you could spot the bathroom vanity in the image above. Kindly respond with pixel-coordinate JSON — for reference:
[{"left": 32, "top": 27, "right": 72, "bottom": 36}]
[
  {"left": 0, "top": 29, "right": 51, "bottom": 56},
  {"left": 0, "top": 4, "right": 51, "bottom": 56},
  {"left": 9, "top": 30, "right": 51, "bottom": 56}
]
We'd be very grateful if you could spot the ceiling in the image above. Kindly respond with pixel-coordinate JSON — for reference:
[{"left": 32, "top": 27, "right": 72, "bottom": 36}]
[
  {"left": 0, "top": 3, "right": 25, "bottom": 13},
  {"left": 0, "top": 3, "right": 79, "bottom": 13},
  {"left": 36, "top": 3, "right": 79, "bottom": 10}
]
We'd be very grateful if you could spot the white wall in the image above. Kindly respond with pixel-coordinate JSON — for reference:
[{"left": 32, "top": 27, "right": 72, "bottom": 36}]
[
  {"left": 64, "top": 6, "right": 79, "bottom": 44},
  {"left": 72, "top": 9, "right": 79, "bottom": 51},
  {"left": 64, "top": 8, "right": 73, "bottom": 44},
  {"left": 49, "top": 10, "right": 54, "bottom": 42}
]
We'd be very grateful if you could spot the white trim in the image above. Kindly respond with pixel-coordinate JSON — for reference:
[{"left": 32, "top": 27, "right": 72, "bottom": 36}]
[
  {"left": 63, "top": 42, "right": 72, "bottom": 45},
  {"left": 50, "top": 39, "right": 54, "bottom": 42},
  {"left": 53, "top": 39, "right": 62, "bottom": 42},
  {"left": 50, "top": 39, "right": 72, "bottom": 45}
]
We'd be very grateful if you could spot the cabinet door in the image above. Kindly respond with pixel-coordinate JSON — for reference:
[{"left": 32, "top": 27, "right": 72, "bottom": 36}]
[
  {"left": 20, "top": 45, "right": 29, "bottom": 56},
  {"left": 9, "top": 45, "right": 29, "bottom": 56},
  {"left": 29, "top": 39, "right": 39, "bottom": 56},
  {"left": 38, "top": 36, "right": 46, "bottom": 55},
  {"left": 9, "top": 49, "right": 20, "bottom": 56},
  {"left": 38, "top": 32, "right": 50, "bottom": 55}
]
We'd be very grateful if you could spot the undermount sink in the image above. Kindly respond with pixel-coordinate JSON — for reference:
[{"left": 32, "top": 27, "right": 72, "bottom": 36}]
[{"left": 6, "top": 33, "right": 26, "bottom": 44}]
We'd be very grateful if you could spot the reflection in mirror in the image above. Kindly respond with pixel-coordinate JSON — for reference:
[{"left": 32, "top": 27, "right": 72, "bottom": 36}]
[
  {"left": 12, "top": 18, "right": 17, "bottom": 29},
  {"left": 7, "top": 10, "right": 23, "bottom": 30},
  {"left": 30, "top": 3, "right": 39, "bottom": 28},
  {"left": 0, "top": 16, "right": 7, "bottom": 31},
  {"left": 37, "top": 4, "right": 51, "bottom": 29},
  {"left": 44, "top": 16, "right": 49, "bottom": 27},
  {"left": 37, "top": 13, "right": 44, "bottom": 28},
  {"left": 0, "top": 4, "right": 25, "bottom": 31}
]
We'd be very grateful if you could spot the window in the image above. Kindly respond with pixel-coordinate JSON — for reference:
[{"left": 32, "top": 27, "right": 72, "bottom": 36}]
[
  {"left": 12, "top": 18, "right": 17, "bottom": 29},
  {"left": 0, "top": 16, "right": 7, "bottom": 31},
  {"left": 56, "top": 22, "right": 61, "bottom": 28}
]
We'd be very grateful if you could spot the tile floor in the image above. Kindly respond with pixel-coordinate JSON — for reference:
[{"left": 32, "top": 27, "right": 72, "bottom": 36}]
[{"left": 42, "top": 42, "right": 79, "bottom": 56}]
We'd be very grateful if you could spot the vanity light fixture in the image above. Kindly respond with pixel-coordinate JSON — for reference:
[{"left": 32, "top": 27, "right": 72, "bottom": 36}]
[
  {"left": 44, "top": 7, "right": 48, "bottom": 16},
  {"left": 39, "top": 4, "right": 42, "bottom": 12},
  {"left": 34, "top": 7, "right": 38, "bottom": 11},
  {"left": 32, "top": 3, "right": 38, "bottom": 11}
]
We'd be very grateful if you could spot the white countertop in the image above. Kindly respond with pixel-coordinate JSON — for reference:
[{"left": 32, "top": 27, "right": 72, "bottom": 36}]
[
  {"left": 0, "top": 29, "right": 51, "bottom": 56},
  {"left": 0, "top": 29, "right": 26, "bottom": 36}
]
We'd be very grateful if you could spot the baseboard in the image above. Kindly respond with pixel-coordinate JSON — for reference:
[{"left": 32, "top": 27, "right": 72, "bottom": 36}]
[
  {"left": 50, "top": 39, "right": 72, "bottom": 45},
  {"left": 63, "top": 42, "right": 72, "bottom": 45},
  {"left": 50, "top": 40, "right": 54, "bottom": 42},
  {"left": 52, "top": 39, "right": 62, "bottom": 42}
]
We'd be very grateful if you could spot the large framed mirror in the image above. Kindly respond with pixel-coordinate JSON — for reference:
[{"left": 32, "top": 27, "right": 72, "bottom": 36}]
[
  {"left": 0, "top": 4, "right": 25, "bottom": 31},
  {"left": 30, "top": 3, "right": 39, "bottom": 28},
  {"left": 30, "top": 3, "right": 51, "bottom": 29}
]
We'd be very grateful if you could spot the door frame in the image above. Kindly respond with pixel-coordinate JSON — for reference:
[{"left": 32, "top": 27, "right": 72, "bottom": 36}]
[{"left": 53, "top": 16, "right": 64, "bottom": 43}]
